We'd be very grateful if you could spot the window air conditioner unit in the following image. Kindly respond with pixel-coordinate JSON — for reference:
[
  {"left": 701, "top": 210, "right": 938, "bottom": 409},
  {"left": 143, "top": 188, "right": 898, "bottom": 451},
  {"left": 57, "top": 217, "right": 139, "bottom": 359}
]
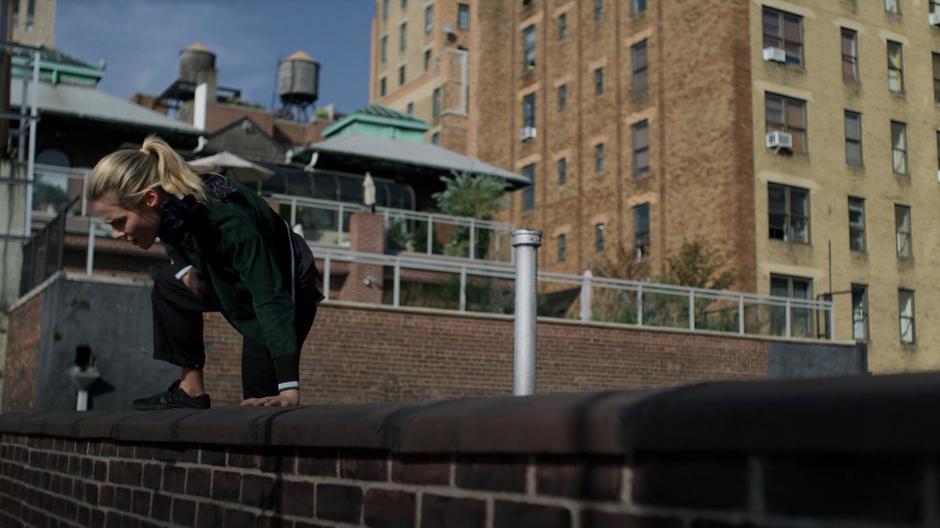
[
  {"left": 930, "top": 12, "right": 940, "bottom": 26},
  {"left": 520, "top": 126, "right": 537, "bottom": 141},
  {"left": 762, "top": 47, "right": 786, "bottom": 63},
  {"left": 936, "top": 170, "right": 940, "bottom": 183},
  {"left": 765, "top": 131, "right": 793, "bottom": 151}
]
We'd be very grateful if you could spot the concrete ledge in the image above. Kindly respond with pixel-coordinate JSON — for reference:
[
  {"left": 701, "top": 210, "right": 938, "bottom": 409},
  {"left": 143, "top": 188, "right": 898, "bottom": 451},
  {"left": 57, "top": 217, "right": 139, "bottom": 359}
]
[{"left": 4, "top": 372, "right": 939, "bottom": 454}]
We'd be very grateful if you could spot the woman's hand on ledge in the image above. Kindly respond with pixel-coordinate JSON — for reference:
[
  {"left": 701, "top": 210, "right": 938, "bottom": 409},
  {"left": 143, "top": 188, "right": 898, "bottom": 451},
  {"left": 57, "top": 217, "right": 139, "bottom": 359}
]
[{"left": 240, "top": 389, "right": 300, "bottom": 407}]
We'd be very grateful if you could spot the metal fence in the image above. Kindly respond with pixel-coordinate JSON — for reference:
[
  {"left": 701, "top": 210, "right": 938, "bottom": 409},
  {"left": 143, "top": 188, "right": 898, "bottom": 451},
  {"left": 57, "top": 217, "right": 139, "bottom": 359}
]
[
  {"left": 271, "top": 194, "right": 515, "bottom": 264},
  {"left": 20, "top": 195, "right": 78, "bottom": 294},
  {"left": 311, "top": 245, "right": 834, "bottom": 341}
]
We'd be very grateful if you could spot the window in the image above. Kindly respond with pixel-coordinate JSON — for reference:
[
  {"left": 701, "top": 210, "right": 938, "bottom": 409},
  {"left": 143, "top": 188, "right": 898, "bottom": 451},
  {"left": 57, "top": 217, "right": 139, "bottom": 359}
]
[
  {"left": 432, "top": 87, "right": 441, "bottom": 118},
  {"left": 400, "top": 0, "right": 407, "bottom": 8},
  {"left": 768, "top": 183, "right": 810, "bottom": 243},
  {"left": 594, "top": 67, "right": 604, "bottom": 96},
  {"left": 558, "top": 84, "right": 567, "bottom": 112},
  {"left": 431, "top": 132, "right": 440, "bottom": 144},
  {"left": 932, "top": 0, "right": 940, "bottom": 14},
  {"left": 633, "top": 0, "right": 647, "bottom": 15},
  {"left": 770, "top": 275, "right": 813, "bottom": 338},
  {"left": 594, "top": 0, "right": 603, "bottom": 22},
  {"left": 380, "top": 77, "right": 387, "bottom": 97},
  {"left": 848, "top": 197, "right": 866, "bottom": 252},
  {"left": 11, "top": 0, "right": 17, "bottom": 29},
  {"left": 594, "top": 143, "right": 605, "bottom": 175},
  {"left": 634, "top": 204, "right": 650, "bottom": 258},
  {"left": 522, "top": 93, "right": 536, "bottom": 129},
  {"left": 887, "top": 41, "right": 903, "bottom": 93},
  {"left": 844, "top": 111, "right": 862, "bottom": 166},
  {"left": 382, "top": 0, "right": 389, "bottom": 20},
  {"left": 632, "top": 40, "right": 648, "bottom": 93},
  {"left": 762, "top": 7, "right": 804, "bottom": 67},
  {"left": 457, "top": 3, "right": 470, "bottom": 31},
  {"left": 558, "top": 157, "right": 567, "bottom": 185},
  {"left": 765, "top": 93, "right": 807, "bottom": 153},
  {"left": 891, "top": 121, "right": 907, "bottom": 175},
  {"left": 424, "top": 5, "right": 433, "bottom": 33},
  {"left": 594, "top": 223, "right": 605, "bottom": 252},
  {"left": 851, "top": 284, "right": 869, "bottom": 342},
  {"left": 936, "top": 130, "right": 940, "bottom": 170},
  {"left": 885, "top": 0, "right": 900, "bottom": 14},
  {"left": 841, "top": 28, "right": 858, "bottom": 82},
  {"left": 523, "top": 25, "right": 536, "bottom": 71},
  {"left": 558, "top": 13, "right": 567, "bottom": 40},
  {"left": 380, "top": 36, "right": 388, "bottom": 63},
  {"left": 400, "top": 22, "right": 407, "bottom": 51},
  {"left": 557, "top": 234, "right": 567, "bottom": 262},
  {"left": 895, "top": 204, "right": 912, "bottom": 259},
  {"left": 899, "top": 289, "right": 915, "bottom": 344},
  {"left": 406, "top": 102, "right": 414, "bottom": 114},
  {"left": 522, "top": 164, "right": 536, "bottom": 210},
  {"left": 398, "top": 65, "right": 406, "bottom": 86},
  {"left": 633, "top": 120, "right": 650, "bottom": 176},
  {"left": 424, "top": 49, "right": 432, "bottom": 71},
  {"left": 933, "top": 53, "right": 940, "bottom": 103}
]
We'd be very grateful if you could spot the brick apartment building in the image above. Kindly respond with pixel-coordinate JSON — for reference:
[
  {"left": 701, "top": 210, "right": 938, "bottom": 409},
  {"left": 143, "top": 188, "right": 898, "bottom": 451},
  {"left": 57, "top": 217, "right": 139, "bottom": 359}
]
[{"left": 371, "top": 0, "right": 940, "bottom": 373}]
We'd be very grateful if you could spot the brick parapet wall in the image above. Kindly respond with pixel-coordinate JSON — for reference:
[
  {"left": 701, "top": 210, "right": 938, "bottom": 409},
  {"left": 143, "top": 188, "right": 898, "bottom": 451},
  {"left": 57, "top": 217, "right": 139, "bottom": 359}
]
[
  {"left": 4, "top": 291, "right": 43, "bottom": 412},
  {"left": 0, "top": 373, "right": 936, "bottom": 527},
  {"left": 203, "top": 301, "right": 770, "bottom": 405}
]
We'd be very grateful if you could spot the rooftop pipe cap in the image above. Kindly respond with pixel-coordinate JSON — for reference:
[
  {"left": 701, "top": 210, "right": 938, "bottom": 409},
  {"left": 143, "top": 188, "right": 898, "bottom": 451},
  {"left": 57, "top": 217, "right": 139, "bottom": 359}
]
[{"left": 511, "top": 229, "right": 542, "bottom": 247}]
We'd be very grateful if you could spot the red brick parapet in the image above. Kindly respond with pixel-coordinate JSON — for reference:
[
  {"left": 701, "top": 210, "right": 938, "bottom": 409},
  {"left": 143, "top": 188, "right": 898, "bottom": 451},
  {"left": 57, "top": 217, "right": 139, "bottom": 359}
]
[{"left": 0, "top": 372, "right": 936, "bottom": 527}]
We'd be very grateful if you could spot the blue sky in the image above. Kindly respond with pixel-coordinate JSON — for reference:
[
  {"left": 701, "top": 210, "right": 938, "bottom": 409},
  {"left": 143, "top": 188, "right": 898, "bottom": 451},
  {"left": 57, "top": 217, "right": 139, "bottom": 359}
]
[{"left": 56, "top": 0, "right": 376, "bottom": 114}]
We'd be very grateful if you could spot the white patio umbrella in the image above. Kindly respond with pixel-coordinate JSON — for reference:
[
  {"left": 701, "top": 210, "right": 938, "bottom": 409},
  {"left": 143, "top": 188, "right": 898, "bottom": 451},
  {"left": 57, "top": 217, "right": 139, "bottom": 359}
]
[{"left": 188, "top": 151, "right": 274, "bottom": 185}]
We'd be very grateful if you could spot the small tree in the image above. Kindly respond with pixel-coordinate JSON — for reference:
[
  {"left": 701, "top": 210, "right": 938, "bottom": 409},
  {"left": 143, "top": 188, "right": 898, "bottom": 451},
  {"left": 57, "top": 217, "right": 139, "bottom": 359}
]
[
  {"left": 432, "top": 171, "right": 509, "bottom": 257},
  {"left": 658, "top": 238, "right": 737, "bottom": 290}
]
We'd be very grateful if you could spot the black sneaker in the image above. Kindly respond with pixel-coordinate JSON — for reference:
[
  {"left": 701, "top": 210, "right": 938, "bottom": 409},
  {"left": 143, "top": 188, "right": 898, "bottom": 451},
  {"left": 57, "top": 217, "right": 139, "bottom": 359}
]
[{"left": 132, "top": 380, "right": 211, "bottom": 410}]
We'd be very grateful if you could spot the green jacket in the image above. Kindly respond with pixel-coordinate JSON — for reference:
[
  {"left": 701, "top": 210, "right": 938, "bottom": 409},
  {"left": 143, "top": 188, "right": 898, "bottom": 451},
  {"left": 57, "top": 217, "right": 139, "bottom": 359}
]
[{"left": 163, "top": 179, "right": 318, "bottom": 362}]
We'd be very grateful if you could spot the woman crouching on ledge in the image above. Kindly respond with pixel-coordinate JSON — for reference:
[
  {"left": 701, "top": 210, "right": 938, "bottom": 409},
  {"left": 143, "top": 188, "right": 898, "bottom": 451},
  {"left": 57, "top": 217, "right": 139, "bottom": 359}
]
[{"left": 88, "top": 135, "right": 323, "bottom": 409}]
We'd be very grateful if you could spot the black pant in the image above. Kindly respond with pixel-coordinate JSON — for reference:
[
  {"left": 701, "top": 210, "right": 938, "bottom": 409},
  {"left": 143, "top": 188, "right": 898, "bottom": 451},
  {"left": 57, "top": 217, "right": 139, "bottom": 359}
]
[{"left": 150, "top": 259, "right": 319, "bottom": 399}]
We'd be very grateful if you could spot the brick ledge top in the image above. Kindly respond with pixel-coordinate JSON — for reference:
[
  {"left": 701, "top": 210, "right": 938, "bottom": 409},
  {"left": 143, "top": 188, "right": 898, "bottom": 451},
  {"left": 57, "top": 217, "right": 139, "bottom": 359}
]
[{"left": 3, "top": 372, "right": 939, "bottom": 453}]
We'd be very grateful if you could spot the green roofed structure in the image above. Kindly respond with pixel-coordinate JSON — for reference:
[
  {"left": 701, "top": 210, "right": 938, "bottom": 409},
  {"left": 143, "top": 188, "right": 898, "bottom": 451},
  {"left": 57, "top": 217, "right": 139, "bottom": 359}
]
[{"left": 291, "top": 104, "right": 528, "bottom": 204}]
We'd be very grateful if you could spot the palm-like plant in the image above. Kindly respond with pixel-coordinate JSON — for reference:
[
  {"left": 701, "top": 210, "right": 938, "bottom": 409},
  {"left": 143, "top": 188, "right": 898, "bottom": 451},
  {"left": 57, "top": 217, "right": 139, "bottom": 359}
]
[{"left": 432, "top": 171, "right": 509, "bottom": 258}]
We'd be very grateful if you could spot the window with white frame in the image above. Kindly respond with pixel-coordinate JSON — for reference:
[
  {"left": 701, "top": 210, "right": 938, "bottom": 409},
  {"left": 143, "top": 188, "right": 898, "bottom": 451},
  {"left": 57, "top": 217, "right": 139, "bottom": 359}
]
[
  {"left": 899, "top": 289, "right": 915, "bottom": 344},
  {"left": 895, "top": 204, "right": 912, "bottom": 258},
  {"left": 852, "top": 284, "right": 869, "bottom": 342},
  {"left": 457, "top": 3, "right": 470, "bottom": 31},
  {"left": 633, "top": 0, "right": 647, "bottom": 16},
  {"left": 770, "top": 274, "right": 813, "bottom": 338},
  {"left": 632, "top": 40, "right": 648, "bottom": 93},
  {"left": 522, "top": 93, "right": 536, "bottom": 129},
  {"left": 848, "top": 197, "right": 866, "bottom": 252},
  {"left": 887, "top": 41, "right": 904, "bottom": 93},
  {"left": 424, "top": 5, "right": 433, "bottom": 33},
  {"left": 522, "top": 164, "right": 536, "bottom": 210},
  {"left": 891, "top": 121, "right": 907, "bottom": 175},
  {"left": 885, "top": 0, "right": 900, "bottom": 14}
]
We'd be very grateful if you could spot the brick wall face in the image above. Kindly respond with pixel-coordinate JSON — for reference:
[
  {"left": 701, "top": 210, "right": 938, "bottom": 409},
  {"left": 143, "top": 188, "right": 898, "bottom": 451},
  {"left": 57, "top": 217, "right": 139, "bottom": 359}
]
[
  {"left": 3, "top": 292, "right": 43, "bottom": 412},
  {"left": 0, "top": 433, "right": 930, "bottom": 528},
  {"left": 203, "top": 302, "right": 768, "bottom": 405}
]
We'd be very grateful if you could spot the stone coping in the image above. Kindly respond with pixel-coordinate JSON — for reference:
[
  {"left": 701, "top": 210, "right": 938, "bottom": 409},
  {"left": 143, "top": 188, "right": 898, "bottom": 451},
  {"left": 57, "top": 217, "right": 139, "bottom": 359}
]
[{"left": 2, "top": 371, "right": 938, "bottom": 454}]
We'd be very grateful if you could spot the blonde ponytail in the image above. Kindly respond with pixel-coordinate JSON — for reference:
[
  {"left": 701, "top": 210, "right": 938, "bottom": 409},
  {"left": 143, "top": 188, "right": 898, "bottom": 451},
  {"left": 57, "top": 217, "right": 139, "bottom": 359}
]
[{"left": 88, "top": 135, "right": 208, "bottom": 206}]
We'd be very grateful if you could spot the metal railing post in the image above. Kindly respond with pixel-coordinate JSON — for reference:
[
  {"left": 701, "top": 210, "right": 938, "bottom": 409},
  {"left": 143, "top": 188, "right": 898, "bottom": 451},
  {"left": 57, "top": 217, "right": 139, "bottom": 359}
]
[
  {"left": 688, "top": 291, "right": 695, "bottom": 330},
  {"left": 85, "top": 219, "right": 95, "bottom": 275},
  {"left": 337, "top": 204, "right": 345, "bottom": 245},
  {"left": 512, "top": 229, "right": 541, "bottom": 396},
  {"left": 459, "top": 267, "right": 467, "bottom": 311},
  {"left": 469, "top": 219, "right": 476, "bottom": 259},
  {"left": 738, "top": 294, "right": 745, "bottom": 335},
  {"left": 427, "top": 215, "right": 433, "bottom": 255},
  {"left": 393, "top": 259, "right": 401, "bottom": 307},
  {"left": 785, "top": 299, "right": 792, "bottom": 338},
  {"left": 24, "top": 50, "right": 40, "bottom": 237},
  {"left": 290, "top": 197, "right": 297, "bottom": 227},
  {"left": 828, "top": 302, "right": 835, "bottom": 341},
  {"left": 637, "top": 284, "right": 644, "bottom": 326},
  {"left": 323, "top": 255, "right": 331, "bottom": 300}
]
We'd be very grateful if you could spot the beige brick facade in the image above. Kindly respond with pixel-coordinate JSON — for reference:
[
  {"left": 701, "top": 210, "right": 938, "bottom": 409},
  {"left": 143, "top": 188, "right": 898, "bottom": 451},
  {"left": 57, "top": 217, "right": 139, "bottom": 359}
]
[{"left": 372, "top": 0, "right": 940, "bottom": 371}]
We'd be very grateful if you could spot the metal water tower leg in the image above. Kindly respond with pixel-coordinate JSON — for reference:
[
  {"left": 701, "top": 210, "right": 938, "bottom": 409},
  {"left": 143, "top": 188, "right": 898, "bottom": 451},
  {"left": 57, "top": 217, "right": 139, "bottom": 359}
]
[{"left": 512, "top": 229, "right": 541, "bottom": 396}]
